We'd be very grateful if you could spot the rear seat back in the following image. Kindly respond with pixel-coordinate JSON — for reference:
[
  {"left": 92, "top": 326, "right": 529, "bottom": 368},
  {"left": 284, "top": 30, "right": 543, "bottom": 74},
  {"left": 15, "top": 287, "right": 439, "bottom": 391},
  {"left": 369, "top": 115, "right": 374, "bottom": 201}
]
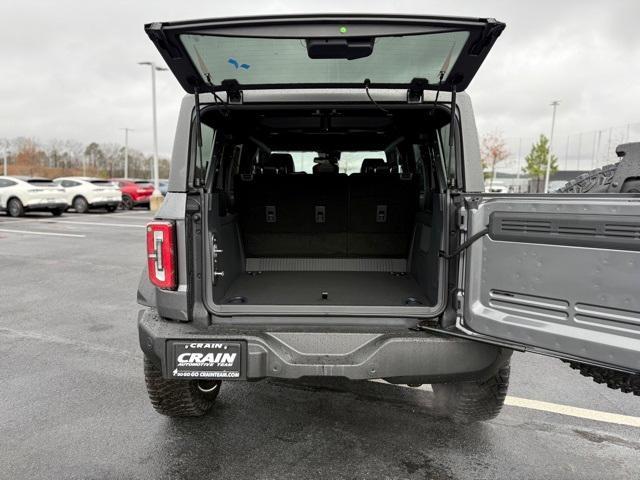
[
  {"left": 348, "top": 166, "right": 418, "bottom": 257},
  {"left": 237, "top": 153, "right": 348, "bottom": 257},
  {"left": 237, "top": 155, "right": 418, "bottom": 258}
]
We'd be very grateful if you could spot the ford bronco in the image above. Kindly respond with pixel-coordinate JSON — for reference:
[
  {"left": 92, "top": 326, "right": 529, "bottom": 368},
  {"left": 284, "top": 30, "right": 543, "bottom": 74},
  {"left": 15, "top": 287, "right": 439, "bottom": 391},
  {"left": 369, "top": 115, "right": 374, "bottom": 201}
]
[{"left": 137, "top": 14, "right": 640, "bottom": 422}]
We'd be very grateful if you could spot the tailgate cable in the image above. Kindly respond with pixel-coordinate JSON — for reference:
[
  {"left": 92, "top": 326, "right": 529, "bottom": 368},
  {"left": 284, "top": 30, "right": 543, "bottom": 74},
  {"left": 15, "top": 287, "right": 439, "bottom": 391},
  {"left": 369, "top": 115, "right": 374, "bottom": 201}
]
[{"left": 439, "top": 227, "right": 489, "bottom": 259}]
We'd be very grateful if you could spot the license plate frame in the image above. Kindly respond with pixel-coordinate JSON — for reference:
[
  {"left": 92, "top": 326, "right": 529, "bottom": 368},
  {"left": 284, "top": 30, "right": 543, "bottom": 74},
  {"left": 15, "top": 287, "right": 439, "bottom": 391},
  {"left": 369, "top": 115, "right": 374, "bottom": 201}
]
[{"left": 167, "top": 340, "right": 244, "bottom": 380}]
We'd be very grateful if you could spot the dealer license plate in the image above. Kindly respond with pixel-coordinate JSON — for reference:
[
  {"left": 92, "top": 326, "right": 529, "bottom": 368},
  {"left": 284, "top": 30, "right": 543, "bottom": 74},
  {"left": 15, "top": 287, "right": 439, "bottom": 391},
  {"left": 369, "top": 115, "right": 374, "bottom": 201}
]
[{"left": 169, "top": 341, "right": 242, "bottom": 379}]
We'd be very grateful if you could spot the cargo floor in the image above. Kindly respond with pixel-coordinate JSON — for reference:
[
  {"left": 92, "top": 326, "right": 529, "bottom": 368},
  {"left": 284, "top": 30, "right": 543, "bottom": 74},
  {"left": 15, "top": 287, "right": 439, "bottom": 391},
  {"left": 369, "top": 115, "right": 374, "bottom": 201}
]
[{"left": 220, "top": 271, "right": 430, "bottom": 306}]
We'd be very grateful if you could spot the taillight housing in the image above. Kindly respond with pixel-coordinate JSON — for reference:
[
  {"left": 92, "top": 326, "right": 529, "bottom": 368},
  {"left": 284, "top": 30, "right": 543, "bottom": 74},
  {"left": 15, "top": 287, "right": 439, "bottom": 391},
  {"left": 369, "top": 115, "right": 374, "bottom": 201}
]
[{"left": 146, "top": 221, "right": 177, "bottom": 290}]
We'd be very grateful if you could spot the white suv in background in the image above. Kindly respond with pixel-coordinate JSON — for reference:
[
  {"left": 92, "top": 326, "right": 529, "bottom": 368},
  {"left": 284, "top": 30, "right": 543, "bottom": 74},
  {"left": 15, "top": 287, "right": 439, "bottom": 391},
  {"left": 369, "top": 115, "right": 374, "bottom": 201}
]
[
  {"left": 0, "top": 176, "right": 68, "bottom": 217},
  {"left": 54, "top": 177, "right": 122, "bottom": 213}
]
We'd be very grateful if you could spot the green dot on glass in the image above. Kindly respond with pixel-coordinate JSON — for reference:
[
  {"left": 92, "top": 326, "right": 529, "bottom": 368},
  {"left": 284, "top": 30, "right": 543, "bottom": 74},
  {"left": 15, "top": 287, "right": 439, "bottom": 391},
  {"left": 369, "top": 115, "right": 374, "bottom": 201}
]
[{"left": 339, "top": 26, "right": 348, "bottom": 34}]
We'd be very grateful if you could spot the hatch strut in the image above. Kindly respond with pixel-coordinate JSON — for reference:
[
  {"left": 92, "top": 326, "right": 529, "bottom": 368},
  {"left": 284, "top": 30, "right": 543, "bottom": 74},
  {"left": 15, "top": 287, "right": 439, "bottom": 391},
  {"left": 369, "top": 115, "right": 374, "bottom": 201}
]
[{"left": 193, "top": 86, "right": 204, "bottom": 187}]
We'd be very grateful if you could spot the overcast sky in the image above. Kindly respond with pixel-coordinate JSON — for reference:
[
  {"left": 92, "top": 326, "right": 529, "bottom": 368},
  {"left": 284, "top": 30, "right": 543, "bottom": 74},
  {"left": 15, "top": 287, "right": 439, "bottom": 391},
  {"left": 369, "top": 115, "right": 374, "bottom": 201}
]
[{"left": 2, "top": 0, "right": 640, "bottom": 168}]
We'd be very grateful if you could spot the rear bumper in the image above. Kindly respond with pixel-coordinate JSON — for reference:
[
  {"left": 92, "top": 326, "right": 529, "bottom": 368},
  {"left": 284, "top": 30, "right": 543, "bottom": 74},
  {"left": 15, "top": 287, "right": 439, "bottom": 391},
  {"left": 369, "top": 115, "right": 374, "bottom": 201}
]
[{"left": 138, "top": 309, "right": 511, "bottom": 383}]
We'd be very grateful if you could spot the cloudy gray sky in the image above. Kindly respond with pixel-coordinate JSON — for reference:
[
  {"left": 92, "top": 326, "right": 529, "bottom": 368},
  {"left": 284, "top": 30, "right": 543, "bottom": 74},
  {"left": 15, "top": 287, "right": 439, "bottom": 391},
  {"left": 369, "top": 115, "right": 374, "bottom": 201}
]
[{"left": 2, "top": 0, "right": 640, "bottom": 169}]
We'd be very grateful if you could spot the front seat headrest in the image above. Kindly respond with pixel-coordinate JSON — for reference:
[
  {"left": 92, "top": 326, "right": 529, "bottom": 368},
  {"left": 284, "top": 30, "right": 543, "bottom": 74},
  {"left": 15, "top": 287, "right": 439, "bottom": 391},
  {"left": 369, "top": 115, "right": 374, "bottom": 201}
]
[
  {"left": 360, "top": 158, "right": 387, "bottom": 174},
  {"left": 313, "top": 159, "right": 339, "bottom": 174},
  {"left": 260, "top": 153, "right": 295, "bottom": 174}
]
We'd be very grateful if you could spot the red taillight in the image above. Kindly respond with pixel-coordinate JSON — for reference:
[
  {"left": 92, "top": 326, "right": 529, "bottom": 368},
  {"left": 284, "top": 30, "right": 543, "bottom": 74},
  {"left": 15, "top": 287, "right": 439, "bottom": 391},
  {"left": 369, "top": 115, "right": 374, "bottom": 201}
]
[{"left": 146, "top": 221, "right": 177, "bottom": 290}]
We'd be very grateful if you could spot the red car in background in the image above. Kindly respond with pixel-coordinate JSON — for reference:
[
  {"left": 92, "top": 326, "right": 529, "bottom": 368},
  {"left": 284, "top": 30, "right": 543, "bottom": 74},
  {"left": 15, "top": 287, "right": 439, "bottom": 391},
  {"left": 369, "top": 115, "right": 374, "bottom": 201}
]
[{"left": 111, "top": 179, "right": 154, "bottom": 210}]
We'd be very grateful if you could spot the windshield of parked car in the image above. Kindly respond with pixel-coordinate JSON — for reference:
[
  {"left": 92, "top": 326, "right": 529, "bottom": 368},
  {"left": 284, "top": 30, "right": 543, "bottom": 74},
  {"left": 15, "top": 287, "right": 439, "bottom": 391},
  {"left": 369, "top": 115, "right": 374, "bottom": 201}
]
[{"left": 180, "top": 31, "right": 468, "bottom": 87}]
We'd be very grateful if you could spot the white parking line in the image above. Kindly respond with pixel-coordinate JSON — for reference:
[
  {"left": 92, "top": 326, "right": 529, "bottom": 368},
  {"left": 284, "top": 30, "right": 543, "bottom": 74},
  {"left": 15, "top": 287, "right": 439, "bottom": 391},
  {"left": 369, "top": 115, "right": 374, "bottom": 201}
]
[
  {"left": 41, "top": 220, "right": 146, "bottom": 229},
  {"left": 0, "top": 228, "right": 85, "bottom": 238},
  {"left": 505, "top": 396, "right": 640, "bottom": 428},
  {"left": 374, "top": 381, "right": 640, "bottom": 428}
]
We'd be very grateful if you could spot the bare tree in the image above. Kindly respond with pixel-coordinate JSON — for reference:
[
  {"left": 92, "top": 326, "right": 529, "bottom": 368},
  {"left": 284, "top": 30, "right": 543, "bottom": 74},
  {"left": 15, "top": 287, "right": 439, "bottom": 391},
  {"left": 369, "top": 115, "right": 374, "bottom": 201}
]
[{"left": 481, "top": 132, "right": 510, "bottom": 190}]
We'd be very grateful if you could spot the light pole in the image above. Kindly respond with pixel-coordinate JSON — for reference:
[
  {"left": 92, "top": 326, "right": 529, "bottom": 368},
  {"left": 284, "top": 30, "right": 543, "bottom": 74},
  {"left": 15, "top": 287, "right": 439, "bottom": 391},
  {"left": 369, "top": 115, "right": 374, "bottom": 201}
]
[
  {"left": 120, "top": 128, "right": 134, "bottom": 179},
  {"left": 543, "top": 100, "right": 560, "bottom": 193},
  {"left": 2, "top": 143, "right": 9, "bottom": 176},
  {"left": 138, "top": 61, "right": 167, "bottom": 211}
]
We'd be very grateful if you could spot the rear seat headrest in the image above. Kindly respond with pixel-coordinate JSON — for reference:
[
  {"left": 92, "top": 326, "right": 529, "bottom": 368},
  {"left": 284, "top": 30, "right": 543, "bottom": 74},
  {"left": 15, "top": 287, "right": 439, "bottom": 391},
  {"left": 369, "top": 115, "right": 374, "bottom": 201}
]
[
  {"left": 361, "top": 158, "right": 388, "bottom": 174},
  {"left": 260, "top": 153, "right": 295, "bottom": 174}
]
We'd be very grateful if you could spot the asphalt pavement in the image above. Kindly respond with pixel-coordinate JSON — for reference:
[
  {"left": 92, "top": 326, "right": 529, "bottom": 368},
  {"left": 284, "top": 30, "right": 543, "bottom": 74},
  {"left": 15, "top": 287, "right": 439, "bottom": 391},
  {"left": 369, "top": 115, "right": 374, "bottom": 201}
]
[{"left": 0, "top": 210, "right": 638, "bottom": 480}]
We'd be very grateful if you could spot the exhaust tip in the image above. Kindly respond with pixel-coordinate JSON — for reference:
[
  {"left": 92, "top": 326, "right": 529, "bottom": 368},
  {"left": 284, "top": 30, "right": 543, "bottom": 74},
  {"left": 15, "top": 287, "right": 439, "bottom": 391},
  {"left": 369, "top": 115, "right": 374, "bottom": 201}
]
[{"left": 197, "top": 380, "right": 220, "bottom": 394}]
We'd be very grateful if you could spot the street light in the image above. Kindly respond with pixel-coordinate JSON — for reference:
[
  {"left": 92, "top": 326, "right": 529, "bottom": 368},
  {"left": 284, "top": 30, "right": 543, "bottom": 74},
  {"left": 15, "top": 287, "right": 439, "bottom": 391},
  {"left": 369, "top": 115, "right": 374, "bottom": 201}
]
[
  {"left": 543, "top": 100, "right": 560, "bottom": 193},
  {"left": 120, "top": 128, "right": 134, "bottom": 179},
  {"left": 2, "top": 141, "right": 9, "bottom": 176},
  {"left": 138, "top": 61, "right": 167, "bottom": 211}
]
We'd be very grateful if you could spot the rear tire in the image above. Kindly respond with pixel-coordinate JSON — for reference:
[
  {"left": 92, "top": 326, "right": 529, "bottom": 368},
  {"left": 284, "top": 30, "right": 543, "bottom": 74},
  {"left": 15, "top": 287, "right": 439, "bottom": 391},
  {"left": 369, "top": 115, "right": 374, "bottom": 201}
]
[
  {"left": 105, "top": 205, "right": 117, "bottom": 213},
  {"left": 433, "top": 362, "right": 510, "bottom": 424},
  {"left": 7, "top": 198, "right": 24, "bottom": 217},
  {"left": 121, "top": 195, "right": 134, "bottom": 210},
  {"left": 557, "top": 163, "right": 640, "bottom": 394},
  {"left": 72, "top": 196, "right": 89, "bottom": 213},
  {"left": 143, "top": 356, "right": 221, "bottom": 417},
  {"left": 51, "top": 208, "right": 64, "bottom": 217}
]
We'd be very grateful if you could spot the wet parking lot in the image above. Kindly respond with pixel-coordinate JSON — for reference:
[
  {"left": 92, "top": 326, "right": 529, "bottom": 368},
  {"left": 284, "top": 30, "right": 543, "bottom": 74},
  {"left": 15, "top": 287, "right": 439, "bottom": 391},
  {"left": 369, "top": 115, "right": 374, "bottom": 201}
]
[{"left": 1, "top": 210, "right": 639, "bottom": 480}]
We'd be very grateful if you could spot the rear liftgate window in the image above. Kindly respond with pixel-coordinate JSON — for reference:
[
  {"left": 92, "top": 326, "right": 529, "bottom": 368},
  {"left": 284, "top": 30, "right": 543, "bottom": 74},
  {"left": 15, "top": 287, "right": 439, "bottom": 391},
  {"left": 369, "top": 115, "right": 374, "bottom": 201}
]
[{"left": 180, "top": 31, "right": 469, "bottom": 87}]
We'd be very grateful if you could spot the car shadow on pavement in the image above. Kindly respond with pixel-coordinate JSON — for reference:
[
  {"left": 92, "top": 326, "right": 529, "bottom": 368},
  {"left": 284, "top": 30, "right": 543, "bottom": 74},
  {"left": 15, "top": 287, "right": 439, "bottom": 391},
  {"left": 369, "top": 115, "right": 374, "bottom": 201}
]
[{"left": 150, "top": 378, "right": 492, "bottom": 480}]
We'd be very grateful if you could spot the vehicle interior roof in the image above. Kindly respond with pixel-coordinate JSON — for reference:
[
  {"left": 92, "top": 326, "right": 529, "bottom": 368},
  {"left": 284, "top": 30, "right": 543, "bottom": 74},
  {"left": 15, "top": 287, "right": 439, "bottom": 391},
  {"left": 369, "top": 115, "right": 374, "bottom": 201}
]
[{"left": 202, "top": 106, "right": 451, "bottom": 152}]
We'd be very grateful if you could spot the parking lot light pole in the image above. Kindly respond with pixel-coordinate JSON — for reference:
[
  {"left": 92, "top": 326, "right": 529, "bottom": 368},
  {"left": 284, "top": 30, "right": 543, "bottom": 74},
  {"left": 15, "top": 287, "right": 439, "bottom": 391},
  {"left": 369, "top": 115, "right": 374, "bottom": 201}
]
[
  {"left": 544, "top": 100, "right": 560, "bottom": 193},
  {"left": 3, "top": 149, "right": 7, "bottom": 176},
  {"left": 138, "top": 61, "right": 167, "bottom": 211},
  {"left": 120, "top": 128, "right": 133, "bottom": 179}
]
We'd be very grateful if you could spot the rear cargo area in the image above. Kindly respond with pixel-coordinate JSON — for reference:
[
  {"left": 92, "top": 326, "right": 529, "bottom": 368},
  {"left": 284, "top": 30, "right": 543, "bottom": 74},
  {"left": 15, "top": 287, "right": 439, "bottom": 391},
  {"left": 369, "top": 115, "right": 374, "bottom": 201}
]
[{"left": 203, "top": 105, "right": 451, "bottom": 314}]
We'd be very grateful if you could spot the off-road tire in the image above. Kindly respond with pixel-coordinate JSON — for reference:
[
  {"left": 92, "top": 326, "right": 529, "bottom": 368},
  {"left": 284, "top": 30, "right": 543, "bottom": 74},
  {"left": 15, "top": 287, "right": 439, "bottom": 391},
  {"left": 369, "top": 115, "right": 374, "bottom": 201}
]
[
  {"left": 566, "top": 362, "right": 640, "bottom": 396},
  {"left": 557, "top": 162, "right": 640, "bottom": 193},
  {"left": 143, "top": 356, "right": 221, "bottom": 417},
  {"left": 73, "top": 196, "right": 89, "bottom": 214},
  {"left": 433, "top": 362, "right": 510, "bottom": 424},
  {"left": 7, "top": 198, "right": 24, "bottom": 217},
  {"left": 557, "top": 162, "right": 640, "bottom": 395}
]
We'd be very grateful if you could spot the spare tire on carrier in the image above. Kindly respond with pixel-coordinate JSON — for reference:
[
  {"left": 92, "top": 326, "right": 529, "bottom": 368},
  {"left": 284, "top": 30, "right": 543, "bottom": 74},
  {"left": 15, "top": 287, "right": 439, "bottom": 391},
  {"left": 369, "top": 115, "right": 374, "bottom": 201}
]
[{"left": 556, "top": 142, "right": 640, "bottom": 395}]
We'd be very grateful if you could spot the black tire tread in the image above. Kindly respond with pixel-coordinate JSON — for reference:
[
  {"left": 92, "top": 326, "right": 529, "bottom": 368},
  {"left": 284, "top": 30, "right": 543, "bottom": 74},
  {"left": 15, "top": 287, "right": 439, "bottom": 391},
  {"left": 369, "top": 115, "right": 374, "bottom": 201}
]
[
  {"left": 557, "top": 162, "right": 640, "bottom": 396},
  {"left": 567, "top": 362, "right": 640, "bottom": 396},
  {"left": 556, "top": 163, "right": 618, "bottom": 193},
  {"left": 143, "top": 356, "right": 219, "bottom": 417},
  {"left": 434, "top": 364, "right": 510, "bottom": 424}
]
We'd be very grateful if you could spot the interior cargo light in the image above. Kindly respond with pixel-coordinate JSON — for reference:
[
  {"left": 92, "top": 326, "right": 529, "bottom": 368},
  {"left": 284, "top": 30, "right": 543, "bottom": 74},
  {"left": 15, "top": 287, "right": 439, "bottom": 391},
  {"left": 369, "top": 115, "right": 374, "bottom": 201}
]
[{"left": 146, "top": 221, "right": 177, "bottom": 290}]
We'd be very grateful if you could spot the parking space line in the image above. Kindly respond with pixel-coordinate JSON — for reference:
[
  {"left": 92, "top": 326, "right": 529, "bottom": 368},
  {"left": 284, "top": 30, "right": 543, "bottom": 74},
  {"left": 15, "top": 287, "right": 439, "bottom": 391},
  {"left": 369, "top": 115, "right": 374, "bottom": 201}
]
[
  {"left": 504, "top": 396, "right": 640, "bottom": 428},
  {"left": 41, "top": 220, "right": 146, "bottom": 229},
  {"left": 0, "top": 228, "right": 85, "bottom": 238},
  {"left": 375, "top": 381, "right": 640, "bottom": 427}
]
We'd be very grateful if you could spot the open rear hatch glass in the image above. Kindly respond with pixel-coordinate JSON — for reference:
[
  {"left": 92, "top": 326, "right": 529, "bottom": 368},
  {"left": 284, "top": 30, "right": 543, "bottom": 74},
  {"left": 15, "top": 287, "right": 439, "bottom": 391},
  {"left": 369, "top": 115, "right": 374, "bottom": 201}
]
[{"left": 145, "top": 14, "right": 504, "bottom": 94}]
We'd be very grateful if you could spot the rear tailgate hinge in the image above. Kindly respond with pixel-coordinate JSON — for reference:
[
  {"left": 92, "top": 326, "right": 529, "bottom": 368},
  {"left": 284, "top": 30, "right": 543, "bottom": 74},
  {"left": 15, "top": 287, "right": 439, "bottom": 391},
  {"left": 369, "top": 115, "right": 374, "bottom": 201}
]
[{"left": 457, "top": 207, "right": 468, "bottom": 232}]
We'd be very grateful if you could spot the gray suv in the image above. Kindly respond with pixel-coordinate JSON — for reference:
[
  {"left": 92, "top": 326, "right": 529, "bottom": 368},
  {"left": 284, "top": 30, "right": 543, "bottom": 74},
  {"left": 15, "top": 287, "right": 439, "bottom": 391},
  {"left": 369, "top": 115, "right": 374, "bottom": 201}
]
[{"left": 137, "top": 14, "right": 640, "bottom": 422}]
